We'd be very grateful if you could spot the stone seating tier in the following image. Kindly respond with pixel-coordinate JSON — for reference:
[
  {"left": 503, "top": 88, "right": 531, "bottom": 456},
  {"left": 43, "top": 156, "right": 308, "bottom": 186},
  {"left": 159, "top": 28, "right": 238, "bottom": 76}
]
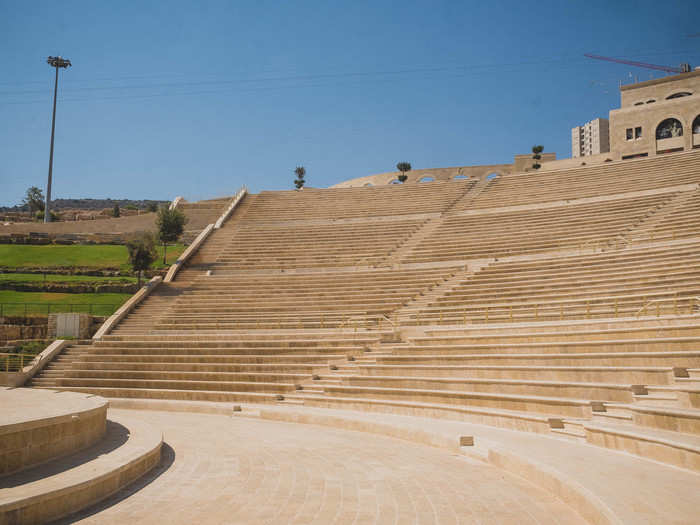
[
  {"left": 30, "top": 334, "right": 380, "bottom": 403},
  {"left": 469, "top": 149, "right": 700, "bottom": 209},
  {"left": 407, "top": 241, "right": 700, "bottom": 324},
  {"left": 403, "top": 193, "right": 675, "bottom": 263},
  {"left": 214, "top": 218, "right": 427, "bottom": 269},
  {"left": 243, "top": 179, "right": 475, "bottom": 221},
  {"left": 630, "top": 188, "right": 700, "bottom": 243},
  {"left": 152, "top": 267, "right": 456, "bottom": 329}
]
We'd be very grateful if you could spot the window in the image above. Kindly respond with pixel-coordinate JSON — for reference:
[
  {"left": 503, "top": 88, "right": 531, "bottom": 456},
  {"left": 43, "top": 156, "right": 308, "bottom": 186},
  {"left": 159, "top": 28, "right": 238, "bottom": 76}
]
[
  {"left": 622, "top": 152, "right": 649, "bottom": 160},
  {"left": 666, "top": 92, "right": 692, "bottom": 100},
  {"left": 626, "top": 128, "right": 633, "bottom": 140},
  {"left": 634, "top": 102, "right": 644, "bottom": 106},
  {"left": 693, "top": 114, "right": 700, "bottom": 134},
  {"left": 635, "top": 127, "right": 642, "bottom": 139},
  {"left": 647, "top": 99, "right": 656, "bottom": 104},
  {"left": 656, "top": 118, "right": 683, "bottom": 140},
  {"left": 418, "top": 177, "right": 435, "bottom": 183}
]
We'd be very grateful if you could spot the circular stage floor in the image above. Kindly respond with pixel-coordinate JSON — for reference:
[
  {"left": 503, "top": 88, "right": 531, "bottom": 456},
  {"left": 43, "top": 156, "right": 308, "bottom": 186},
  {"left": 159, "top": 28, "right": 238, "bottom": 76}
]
[{"left": 60, "top": 408, "right": 585, "bottom": 524}]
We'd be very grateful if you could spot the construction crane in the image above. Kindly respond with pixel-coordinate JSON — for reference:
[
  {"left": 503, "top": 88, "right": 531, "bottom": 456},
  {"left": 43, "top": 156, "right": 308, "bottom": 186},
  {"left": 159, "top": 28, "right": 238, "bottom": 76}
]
[{"left": 584, "top": 53, "right": 692, "bottom": 74}]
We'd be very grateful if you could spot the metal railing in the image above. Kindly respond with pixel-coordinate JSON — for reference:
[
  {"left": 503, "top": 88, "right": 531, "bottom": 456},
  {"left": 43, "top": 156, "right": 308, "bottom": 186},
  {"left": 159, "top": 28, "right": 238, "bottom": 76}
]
[
  {"left": 636, "top": 296, "right": 700, "bottom": 318},
  {"left": 0, "top": 303, "right": 119, "bottom": 316},
  {"left": 401, "top": 294, "right": 700, "bottom": 326},
  {"left": 0, "top": 353, "right": 30, "bottom": 373}
]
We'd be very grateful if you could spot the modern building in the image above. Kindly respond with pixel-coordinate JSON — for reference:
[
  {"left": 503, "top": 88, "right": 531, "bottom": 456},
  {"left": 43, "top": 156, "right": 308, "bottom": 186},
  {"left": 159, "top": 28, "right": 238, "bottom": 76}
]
[
  {"left": 609, "top": 69, "right": 700, "bottom": 160},
  {"left": 571, "top": 118, "right": 610, "bottom": 157}
]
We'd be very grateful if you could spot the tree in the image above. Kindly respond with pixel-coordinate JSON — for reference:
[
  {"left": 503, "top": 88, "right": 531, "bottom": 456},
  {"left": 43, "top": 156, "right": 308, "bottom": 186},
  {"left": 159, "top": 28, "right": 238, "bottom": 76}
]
[
  {"left": 156, "top": 206, "right": 188, "bottom": 264},
  {"left": 126, "top": 232, "right": 157, "bottom": 287},
  {"left": 294, "top": 166, "right": 306, "bottom": 190},
  {"left": 396, "top": 162, "right": 411, "bottom": 183},
  {"left": 145, "top": 202, "right": 158, "bottom": 213},
  {"left": 531, "top": 145, "right": 544, "bottom": 170},
  {"left": 23, "top": 186, "right": 45, "bottom": 214},
  {"left": 112, "top": 204, "right": 121, "bottom": 218}
]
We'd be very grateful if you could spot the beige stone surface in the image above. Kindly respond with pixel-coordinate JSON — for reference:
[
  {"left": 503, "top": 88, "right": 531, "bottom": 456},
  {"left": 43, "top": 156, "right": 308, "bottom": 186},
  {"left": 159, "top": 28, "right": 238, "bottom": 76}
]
[
  {"left": 62, "top": 408, "right": 586, "bottom": 524},
  {"left": 0, "top": 388, "right": 107, "bottom": 476}
]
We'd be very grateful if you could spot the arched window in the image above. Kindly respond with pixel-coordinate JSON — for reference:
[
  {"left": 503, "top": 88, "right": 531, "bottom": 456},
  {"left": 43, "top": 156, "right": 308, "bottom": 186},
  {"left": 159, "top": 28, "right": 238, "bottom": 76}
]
[
  {"left": 419, "top": 176, "right": 435, "bottom": 183},
  {"left": 453, "top": 174, "right": 469, "bottom": 180},
  {"left": 692, "top": 115, "right": 700, "bottom": 135},
  {"left": 634, "top": 102, "right": 644, "bottom": 106},
  {"left": 486, "top": 172, "right": 500, "bottom": 181},
  {"left": 666, "top": 92, "right": 692, "bottom": 100},
  {"left": 646, "top": 99, "right": 656, "bottom": 104},
  {"left": 656, "top": 118, "right": 683, "bottom": 140},
  {"left": 363, "top": 183, "right": 373, "bottom": 187},
  {"left": 389, "top": 179, "right": 401, "bottom": 185}
]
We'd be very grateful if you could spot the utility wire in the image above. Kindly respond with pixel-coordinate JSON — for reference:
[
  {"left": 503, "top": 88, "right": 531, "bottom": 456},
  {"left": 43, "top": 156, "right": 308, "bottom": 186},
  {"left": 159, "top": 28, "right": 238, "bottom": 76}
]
[{"left": 2, "top": 49, "right": 698, "bottom": 106}]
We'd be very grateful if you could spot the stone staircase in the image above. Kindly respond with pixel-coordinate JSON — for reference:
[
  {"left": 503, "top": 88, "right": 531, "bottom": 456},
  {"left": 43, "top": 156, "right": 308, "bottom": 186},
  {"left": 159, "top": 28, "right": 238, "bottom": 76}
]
[{"left": 625, "top": 186, "right": 700, "bottom": 243}]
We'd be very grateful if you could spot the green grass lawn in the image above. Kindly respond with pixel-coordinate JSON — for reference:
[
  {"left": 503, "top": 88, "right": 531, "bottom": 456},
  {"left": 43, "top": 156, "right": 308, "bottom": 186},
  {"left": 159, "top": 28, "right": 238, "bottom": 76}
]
[
  {"left": 0, "top": 243, "right": 185, "bottom": 272},
  {"left": 0, "top": 290, "right": 131, "bottom": 316},
  {"left": 0, "top": 273, "right": 138, "bottom": 284}
]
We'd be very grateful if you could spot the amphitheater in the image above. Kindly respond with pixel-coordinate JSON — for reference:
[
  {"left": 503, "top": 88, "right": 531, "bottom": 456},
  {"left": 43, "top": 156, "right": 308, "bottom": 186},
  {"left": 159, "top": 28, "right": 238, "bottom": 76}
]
[{"left": 4, "top": 150, "right": 700, "bottom": 524}]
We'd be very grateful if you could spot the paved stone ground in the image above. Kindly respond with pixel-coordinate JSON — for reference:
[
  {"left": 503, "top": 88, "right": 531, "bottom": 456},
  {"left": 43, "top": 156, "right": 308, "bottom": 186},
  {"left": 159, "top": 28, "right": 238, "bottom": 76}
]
[{"left": 58, "top": 409, "right": 584, "bottom": 524}]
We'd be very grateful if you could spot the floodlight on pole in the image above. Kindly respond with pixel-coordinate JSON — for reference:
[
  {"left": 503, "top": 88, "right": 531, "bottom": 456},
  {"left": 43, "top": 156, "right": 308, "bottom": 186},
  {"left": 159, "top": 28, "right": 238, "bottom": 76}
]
[{"left": 45, "top": 56, "right": 72, "bottom": 223}]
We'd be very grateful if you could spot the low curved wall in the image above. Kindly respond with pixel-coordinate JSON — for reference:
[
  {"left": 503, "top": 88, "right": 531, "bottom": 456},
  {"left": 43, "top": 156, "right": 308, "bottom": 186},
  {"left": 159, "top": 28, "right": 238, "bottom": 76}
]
[
  {"left": 0, "top": 388, "right": 108, "bottom": 475},
  {"left": 331, "top": 164, "right": 513, "bottom": 187}
]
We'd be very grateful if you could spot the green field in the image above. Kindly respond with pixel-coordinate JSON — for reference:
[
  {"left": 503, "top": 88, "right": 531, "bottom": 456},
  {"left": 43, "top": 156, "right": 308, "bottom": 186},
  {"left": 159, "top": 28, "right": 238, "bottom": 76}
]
[
  {"left": 0, "top": 290, "right": 131, "bottom": 316},
  {"left": 0, "top": 243, "right": 185, "bottom": 272}
]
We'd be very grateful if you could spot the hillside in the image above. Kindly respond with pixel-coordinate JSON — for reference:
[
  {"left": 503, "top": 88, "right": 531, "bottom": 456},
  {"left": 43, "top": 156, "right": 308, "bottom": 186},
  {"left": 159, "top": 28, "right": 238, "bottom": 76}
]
[{"left": 0, "top": 198, "right": 169, "bottom": 213}]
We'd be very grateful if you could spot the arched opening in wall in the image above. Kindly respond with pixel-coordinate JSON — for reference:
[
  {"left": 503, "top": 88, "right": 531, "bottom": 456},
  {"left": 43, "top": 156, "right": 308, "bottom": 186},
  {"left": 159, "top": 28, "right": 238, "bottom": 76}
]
[
  {"left": 389, "top": 179, "right": 401, "bottom": 185},
  {"left": 693, "top": 115, "right": 700, "bottom": 134},
  {"left": 486, "top": 172, "right": 500, "bottom": 181},
  {"left": 363, "top": 183, "right": 373, "bottom": 187},
  {"left": 634, "top": 102, "right": 644, "bottom": 106},
  {"left": 666, "top": 92, "right": 692, "bottom": 100},
  {"left": 419, "top": 177, "right": 435, "bottom": 183},
  {"left": 647, "top": 99, "right": 656, "bottom": 104},
  {"left": 656, "top": 118, "right": 684, "bottom": 140},
  {"left": 453, "top": 174, "right": 469, "bottom": 180}
]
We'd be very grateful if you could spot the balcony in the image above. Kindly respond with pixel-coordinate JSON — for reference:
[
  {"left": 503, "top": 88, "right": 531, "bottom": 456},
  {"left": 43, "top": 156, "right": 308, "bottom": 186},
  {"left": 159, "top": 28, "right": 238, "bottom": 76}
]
[{"left": 656, "top": 136, "right": 684, "bottom": 154}]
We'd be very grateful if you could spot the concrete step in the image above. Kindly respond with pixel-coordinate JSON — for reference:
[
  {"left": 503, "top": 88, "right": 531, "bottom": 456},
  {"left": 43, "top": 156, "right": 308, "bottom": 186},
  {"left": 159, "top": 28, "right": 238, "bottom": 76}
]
[{"left": 0, "top": 413, "right": 162, "bottom": 524}]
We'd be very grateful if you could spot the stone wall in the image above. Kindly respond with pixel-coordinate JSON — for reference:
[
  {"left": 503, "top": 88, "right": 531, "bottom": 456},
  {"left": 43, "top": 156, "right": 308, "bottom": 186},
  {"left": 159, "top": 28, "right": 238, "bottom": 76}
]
[
  {"left": 0, "top": 282, "right": 138, "bottom": 294},
  {"left": 0, "top": 232, "right": 130, "bottom": 245},
  {"left": 0, "top": 314, "right": 103, "bottom": 343},
  {"left": 0, "top": 317, "right": 48, "bottom": 343}
]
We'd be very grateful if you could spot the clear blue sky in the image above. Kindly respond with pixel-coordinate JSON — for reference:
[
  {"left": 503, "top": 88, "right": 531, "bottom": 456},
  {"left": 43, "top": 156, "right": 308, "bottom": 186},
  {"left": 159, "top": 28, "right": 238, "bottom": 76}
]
[{"left": 1, "top": 1, "right": 698, "bottom": 206}]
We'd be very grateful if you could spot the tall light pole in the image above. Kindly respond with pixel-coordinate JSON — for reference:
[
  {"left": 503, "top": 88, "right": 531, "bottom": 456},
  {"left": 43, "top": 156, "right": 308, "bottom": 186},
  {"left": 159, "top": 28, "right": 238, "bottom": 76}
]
[{"left": 45, "top": 56, "right": 71, "bottom": 223}]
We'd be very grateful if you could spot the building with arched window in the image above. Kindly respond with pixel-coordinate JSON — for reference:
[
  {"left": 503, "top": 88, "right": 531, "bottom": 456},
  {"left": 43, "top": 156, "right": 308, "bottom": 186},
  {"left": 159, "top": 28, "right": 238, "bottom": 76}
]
[{"left": 609, "top": 69, "right": 700, "bottom": 159}]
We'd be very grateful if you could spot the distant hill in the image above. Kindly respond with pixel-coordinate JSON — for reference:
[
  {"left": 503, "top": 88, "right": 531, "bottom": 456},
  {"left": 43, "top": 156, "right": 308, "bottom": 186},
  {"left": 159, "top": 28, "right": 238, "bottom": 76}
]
[{"left": 0, "top": 198, "right": 170, "bottom": 212}]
